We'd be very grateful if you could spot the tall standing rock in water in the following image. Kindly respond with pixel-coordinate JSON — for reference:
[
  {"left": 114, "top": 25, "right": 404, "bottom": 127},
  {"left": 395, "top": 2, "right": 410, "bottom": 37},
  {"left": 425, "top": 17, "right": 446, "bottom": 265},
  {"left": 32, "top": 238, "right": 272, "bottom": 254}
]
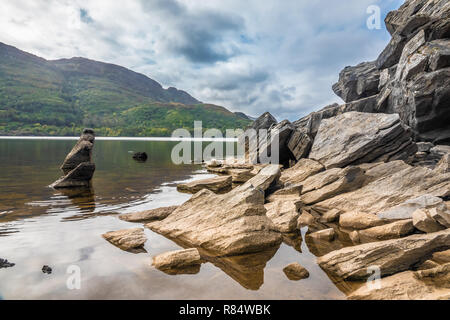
[{"left": 50, "top": 129, "right": 96, "bottom": 188}]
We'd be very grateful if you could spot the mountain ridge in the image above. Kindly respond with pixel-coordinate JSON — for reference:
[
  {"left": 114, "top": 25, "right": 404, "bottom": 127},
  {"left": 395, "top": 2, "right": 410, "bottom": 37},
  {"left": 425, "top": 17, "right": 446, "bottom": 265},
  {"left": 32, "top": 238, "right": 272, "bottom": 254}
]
[{"left": 0, "top": 42, "right": 251, "bottom": 136}]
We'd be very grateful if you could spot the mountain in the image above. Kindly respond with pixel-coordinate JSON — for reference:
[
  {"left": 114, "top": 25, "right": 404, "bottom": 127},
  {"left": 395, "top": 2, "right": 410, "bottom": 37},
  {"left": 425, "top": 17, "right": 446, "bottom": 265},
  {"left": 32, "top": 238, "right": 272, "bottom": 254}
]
[{"left": 0, "top": 42, "right": 251, "bottom": 136}]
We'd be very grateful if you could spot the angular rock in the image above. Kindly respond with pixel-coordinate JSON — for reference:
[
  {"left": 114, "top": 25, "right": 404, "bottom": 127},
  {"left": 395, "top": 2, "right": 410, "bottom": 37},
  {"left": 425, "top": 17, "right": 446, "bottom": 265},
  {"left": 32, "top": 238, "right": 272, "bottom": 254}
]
[
  {"left": 307, "top": 228, "right": 335, "bottom": 241},
  {"left": 119, "top": 206, "right": 178, "bottom": 223},
  {"left": 102, "top": 228, "right": 147, "bottom": 253},
  {"left": 51, "top": 128, "right": 96, "bottom": 188},
  {"left": 283, "top": 263, "right": 310, "bottom": 281},
  {"left": 320, "top": 209, "right": 341, "bottom": 223},
  {"left": 229, "top": 169, "right": 255, "bottom": 183},
  {"left": 316, "top": 161, "right": 450, "bottom": 216},
  {"left": 256, "top": 120, "right": 295, "bottom": 166},
  {"left": 152, "top": 248, "right": 202, "bottom": 274},
  {"left": 300, "top": 167, "right": 367, "bottom": 205},
  {"left": 309, "top": 112, "right": 416, "bottom": 169},
  {"left": 429, "top": 205, "right": 450, "bottom": 228},
  {"left": 434, "top": 153, "right": 450, "bottom": 174},
  {"left": 378, "top": 194, "right": 445, "bottom": 220},
  {"left": 264, "top": 200, "right": 301, "bottom": 233},
  {"left": 332, "top": 61, "right": 380, "bottom": 103},
  {"left": 146, "top": 165, "right": 283, "bottom": 256},
  {"left": 352, "top": 220, "right": 415, "bottom": 244},
  {"left": 266, "top": 184, "right": 303, "bottom": 203},
  {"left": 0, "top": 258, "right": 15, "bottom": 269},
  {"left": 317, "top": 229, "right": 450, "bottom": 280},
  {"left": 279, "top": 158, "right": 324, "bottom": 185},
  {"left": 287, "top": 129, "right": 313, "bottom": 161},
  {"left": 413, "top": 208, "right": 446, "bottom": 233},
  {"left": 297, "top": 210, "right": 316, "bottom": 228},
  {"left": 349, "top": 263, "right": 450, "bottom": 300},
  {"left": 177, "top": 175, "right": 232, "bottom": 194},
  {"left": 339, "top": 211, "right": 385, "bottom": 230}
]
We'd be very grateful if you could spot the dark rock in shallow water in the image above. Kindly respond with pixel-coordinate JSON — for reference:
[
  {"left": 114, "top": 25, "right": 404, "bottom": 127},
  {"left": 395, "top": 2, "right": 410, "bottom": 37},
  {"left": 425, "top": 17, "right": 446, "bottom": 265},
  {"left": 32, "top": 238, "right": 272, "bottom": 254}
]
[
  {"left": 42, "top": 265, "right": 52, "bottom": 274},
  {"left": 51, "top": 129, "right": 96, "bottom": 188},
  {"left": 0, "top": 258, "right": 15, "bottom": 269},
  {"left": 132, "top": 152, "right": 148, "bottom": 161}
]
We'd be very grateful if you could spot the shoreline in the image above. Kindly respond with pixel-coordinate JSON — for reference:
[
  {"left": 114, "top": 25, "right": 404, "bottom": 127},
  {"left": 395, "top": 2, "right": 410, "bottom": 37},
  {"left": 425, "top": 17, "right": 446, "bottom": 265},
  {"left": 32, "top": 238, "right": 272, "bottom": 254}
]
[{"left": 0, "top": 136, "right": 238, "bottom": 142}]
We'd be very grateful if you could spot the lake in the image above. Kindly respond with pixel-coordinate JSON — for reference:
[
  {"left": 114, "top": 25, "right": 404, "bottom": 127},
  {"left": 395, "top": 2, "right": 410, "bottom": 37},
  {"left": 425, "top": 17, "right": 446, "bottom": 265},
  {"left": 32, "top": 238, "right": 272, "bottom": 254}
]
[{"left": 0, "top": 138, "right": 351, "bottom": 300}]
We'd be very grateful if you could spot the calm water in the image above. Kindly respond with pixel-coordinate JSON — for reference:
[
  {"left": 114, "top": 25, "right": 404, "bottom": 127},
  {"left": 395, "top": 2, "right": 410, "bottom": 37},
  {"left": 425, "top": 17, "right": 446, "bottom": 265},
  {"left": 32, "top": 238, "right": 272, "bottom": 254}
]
[{"left": 0, "top": 138, "right": 351, "bottom": 300}]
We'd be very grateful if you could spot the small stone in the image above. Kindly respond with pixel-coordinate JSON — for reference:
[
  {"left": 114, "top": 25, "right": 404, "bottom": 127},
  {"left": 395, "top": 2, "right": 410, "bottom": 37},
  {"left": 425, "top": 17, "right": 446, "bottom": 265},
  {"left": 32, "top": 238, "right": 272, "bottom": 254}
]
[
  {"left": 102, "top": 228, "right": 147, "bottom": 253},
  {"left": 42, "top": 265, "right": 52, "bottom": 274},
  {"left": 0, "top": 258, "right": 15, "bottom": 269},
  {"left": 132, "top": 152, "right": 148, "bottom": 161},
  {"left": 152, "top": 248, "right": 202, "bottom": 272},
  {"left": 283, "top": 263, "right": 310, "bottom": 281}
]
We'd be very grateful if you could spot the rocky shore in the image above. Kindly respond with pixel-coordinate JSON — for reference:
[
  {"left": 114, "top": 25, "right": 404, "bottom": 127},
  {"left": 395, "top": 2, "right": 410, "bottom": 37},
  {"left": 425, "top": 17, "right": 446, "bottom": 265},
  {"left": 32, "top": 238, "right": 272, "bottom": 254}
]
[{"left": 103, "top": 0, "right": 450, "bottom": 300}]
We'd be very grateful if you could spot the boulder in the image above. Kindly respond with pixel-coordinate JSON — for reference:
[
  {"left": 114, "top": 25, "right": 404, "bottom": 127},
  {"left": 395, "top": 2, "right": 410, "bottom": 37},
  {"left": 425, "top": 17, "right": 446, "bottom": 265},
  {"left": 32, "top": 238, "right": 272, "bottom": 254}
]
[
  {"left": 317, "top": 229, "right": 450, "bottom": 281},
  {"left": 119, "top": 206, "right": 178, "bottom": 223},
  {"left": 349, "top": 263, "right": 450, "bottom": 300},
  {"left": 256, "top": 120, "right": 295, "bottom": 166},
  {"left": 146, "top": 165, "right": 283, "bottom": 256},
  {"left": 264, "top": 200, "right": 301, "bottom": 233},
  {"left": 151, "top": 248, "right": 202, "bottom": 274},
  {"left": 315, "top": 161, "right": 450, "bottom": 216},
  {"left": 51, "top": 129, "right": 96, "bottom": 188},
  {"left": 287, "top": 129, "right": 313, "bottom": 161},
  {"left": 306, "top": 228, "right": 335, "bottom": 241},
  {"left": 352, "top": 220, "right": 415, "bottom": 244},
  {"left": 378, "top": 194, "right": 445, "bottom": 220},
  {"left": 309, "top": 112, "right": 416, "bottom": 169},
  {"left": 279, "top": 158, "right": 324, "bottom": 185},
  {"left": 102, "top": 228, "right": 147, "bottom": 253},
  {"left": 177, "top": 175, "right": 232, "bottom": 194},
  {"left": 413, "top": 208, "right": 446, "bottom": 233},
  {"left": 332, "top": 61, "right": 380, "bottom": 103},
  {"left": 339, "top": 211, "right": 385, "bottom": 230},
  {"left": 283, "top": 263, "right": 310, "bottom": 281},
  {"left": 299, "top": 167, "right": 367, "bottom": 205}
]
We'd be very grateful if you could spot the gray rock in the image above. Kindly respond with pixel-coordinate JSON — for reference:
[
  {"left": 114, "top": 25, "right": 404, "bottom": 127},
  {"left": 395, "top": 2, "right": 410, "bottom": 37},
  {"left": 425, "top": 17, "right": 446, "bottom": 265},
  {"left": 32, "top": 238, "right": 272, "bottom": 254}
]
[
  {"left": 0, "top": 258, "right": 15, "bottom": 269},
  {"left": 287, "top": 129, "right": 312, "bottom": 161},
  {"left": 332, "top": 61, "right": 380, "bottom": 103},
  {"left": 378, "top": 194, "right": 445, "bottom": 220},
  {"left": 309, "top": 112, "right": 416, "bottom": 169}
]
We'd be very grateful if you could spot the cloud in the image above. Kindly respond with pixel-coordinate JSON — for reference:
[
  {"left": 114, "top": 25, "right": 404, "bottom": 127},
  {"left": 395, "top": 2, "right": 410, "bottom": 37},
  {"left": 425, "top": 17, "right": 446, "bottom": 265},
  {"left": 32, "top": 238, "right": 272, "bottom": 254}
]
[{"left": 0, "top": 0, "right": 405, "bottom": 121}]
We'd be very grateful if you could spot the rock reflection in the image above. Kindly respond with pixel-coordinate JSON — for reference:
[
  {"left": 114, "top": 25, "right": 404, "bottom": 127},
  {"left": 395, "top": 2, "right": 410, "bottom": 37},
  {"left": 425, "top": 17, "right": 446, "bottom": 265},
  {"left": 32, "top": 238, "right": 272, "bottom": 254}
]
[
  {"left": 282, "top": 231, "right": 303, "bottom": 253},
  {"left": 57, "top": 187, "right": 97, "bottom": 221},
  {"left": 304, "top": 225, "right": 353, "bottom": 257},
  {"left": 200, "top": 245, "right": 280, "bottom": 290},
  {"left": 158, "top": 265, "right": 202, "bottom": 276}
]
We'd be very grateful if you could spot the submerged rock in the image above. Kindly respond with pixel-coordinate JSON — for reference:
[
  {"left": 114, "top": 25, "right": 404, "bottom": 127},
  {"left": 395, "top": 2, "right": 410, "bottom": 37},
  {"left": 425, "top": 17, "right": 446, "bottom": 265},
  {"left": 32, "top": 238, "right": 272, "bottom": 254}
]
[
  {"left": 307, "top": 228, "right": 336, "bottom": 242},
  {"left": 119, "top": 206, "right": 178, "bottom": 223},
  {"left": 146, "top": 165, "right": 283, "bottom": 256},
  {"left": 51, "top": 129, "right": 96, "bottom": 188},
  {"left": 132, "top": 152, "right": 148, "bottom": 161},
  {"left": 42, "top": 265, "right": 52, "bottom": 274},
  {"left": 317, "top": 229, "right": 450, "bottom": 281},
  {"left": 177, "top": 176, "right": 232, "bottom": 194},
  {"left": 102, "top": 228, "right": 147, "bottom": 253},
  {"left": 283, "top": 263, "right": 310, "bottom": 281},
  {"left": 0, "top": 258, "right": 15, "bottom": 269}
]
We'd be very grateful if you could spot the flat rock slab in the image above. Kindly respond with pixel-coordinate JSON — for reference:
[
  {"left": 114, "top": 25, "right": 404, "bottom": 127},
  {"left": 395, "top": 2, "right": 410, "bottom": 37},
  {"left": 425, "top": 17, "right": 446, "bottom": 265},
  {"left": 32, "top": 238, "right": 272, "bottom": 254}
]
[
  {"left": 147, "top": 165, "right": 283, "bottom": 256},
  {"left": 317, "top": 229, "right": 450, "bottom": 281},
  {"left": 352, "top": 219, "right": 415, "bottom": 244},
  {"left": 102, "top": 228, "right": 147, "bottom": 253},
  {"left": 309, "top": 112, "right": 416, "bottom": 169},
  {"left": 177, "top": 175, "right": 232, "bottom": 194},
  {"left": 152, "top": 248, "right": 202, "bottom": 275},
  {"left": 119, "top": 206, "right": 178, "bottom": 223},
  {"left": 283, "top": 263, "right": 310, "bottom": 281},
  {"left": 349, "top": 263, "right": 450, "bottom": 300},
  {"left": 279, "top": 158, "right": 324, "bottom": 185},
  {"left": 339, "top": 211, "right": 384, "bottom": 230}
]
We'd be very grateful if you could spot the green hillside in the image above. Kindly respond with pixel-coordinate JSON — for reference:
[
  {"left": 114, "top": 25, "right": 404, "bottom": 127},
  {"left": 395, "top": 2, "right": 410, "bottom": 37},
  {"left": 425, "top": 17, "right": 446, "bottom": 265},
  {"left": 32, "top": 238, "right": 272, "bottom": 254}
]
[{"left": 0, "top": 42, "right": 251, "bottom": 136}]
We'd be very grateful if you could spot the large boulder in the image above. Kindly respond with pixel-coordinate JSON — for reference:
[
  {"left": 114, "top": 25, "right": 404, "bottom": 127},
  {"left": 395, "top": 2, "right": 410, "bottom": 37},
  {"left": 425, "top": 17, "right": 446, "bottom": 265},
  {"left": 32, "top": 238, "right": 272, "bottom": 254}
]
[
  {"left": 51, "top": 129, "right": 96, "bottom": 188},
  {"left": 317, "top": 229, "right": 450, "bottom": 281},
  {"left": 315, "top": 161, "right": 450, "bottom": 215},
  {"left": 332, "top": 61, "right": 381, "bottom": 103},
  {"left": 308, "top": 112, "right": 417, "bottom": 169},
  {"left": 146, "top": 165, "right": 283, "bottom": 256}
]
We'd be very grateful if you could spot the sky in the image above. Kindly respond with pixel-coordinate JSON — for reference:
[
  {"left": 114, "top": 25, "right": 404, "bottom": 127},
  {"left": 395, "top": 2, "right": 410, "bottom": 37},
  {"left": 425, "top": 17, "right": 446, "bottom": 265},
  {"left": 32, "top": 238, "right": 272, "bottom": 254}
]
[{"left": 0, "top": 0, "right": 404, "bottom": 121}]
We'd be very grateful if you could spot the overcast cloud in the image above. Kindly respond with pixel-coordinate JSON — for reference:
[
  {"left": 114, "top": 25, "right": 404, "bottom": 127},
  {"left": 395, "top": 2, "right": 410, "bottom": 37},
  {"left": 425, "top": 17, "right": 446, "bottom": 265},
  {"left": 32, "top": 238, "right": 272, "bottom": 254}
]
[{"left": 0, "top": 0, "right": 404, "bottom": 121}]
